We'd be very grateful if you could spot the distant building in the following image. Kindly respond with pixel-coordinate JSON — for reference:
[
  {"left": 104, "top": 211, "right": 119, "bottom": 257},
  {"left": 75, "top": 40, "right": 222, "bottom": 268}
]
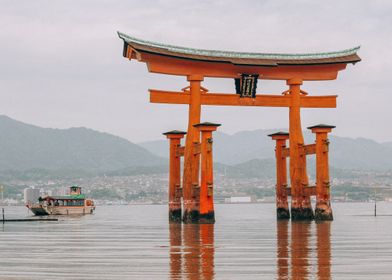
[
  {"left": 23, "top": 187, "right": 40, "bottom": 204},
  {"left": 52, "top": 187, "right": 69, "bottom": 196},
  {"left": 225, "top": 196, "right": 253, "bottom": 203}
]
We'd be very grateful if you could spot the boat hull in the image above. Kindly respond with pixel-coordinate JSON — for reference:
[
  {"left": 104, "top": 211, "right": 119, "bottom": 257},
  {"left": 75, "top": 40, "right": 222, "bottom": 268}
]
[
  {"left": 28, "top": 206, "right": 49, "bottom": 216},
  {"left": 45, "top": 206, "right": 95, "bottom": 215},
  {"left": 27, "top": 205, "right": 95, "bottom": 216}
]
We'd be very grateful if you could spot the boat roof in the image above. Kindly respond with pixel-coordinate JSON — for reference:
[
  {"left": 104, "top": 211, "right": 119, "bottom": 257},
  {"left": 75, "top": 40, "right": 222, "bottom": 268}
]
[
  {"left": 41, "top": 194, "right": 86, "bottom": 200},
  {"left": 118, "top": 31, "right": 361, "bottom": 66}
]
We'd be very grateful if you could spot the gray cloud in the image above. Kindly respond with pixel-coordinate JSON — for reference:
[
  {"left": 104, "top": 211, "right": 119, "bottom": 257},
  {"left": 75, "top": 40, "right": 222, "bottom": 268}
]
[{"left": 0, "top": 0, "right": 391, "bottom": 142}]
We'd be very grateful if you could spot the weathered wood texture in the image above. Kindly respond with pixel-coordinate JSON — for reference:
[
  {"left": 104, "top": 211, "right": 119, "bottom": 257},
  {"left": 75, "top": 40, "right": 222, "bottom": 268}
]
[
  {"left": 197, "top": 124, "right": 219, "bottom": 224},
  {"left": 165, "top": 133, "right": 185, "bottom": 222},
  {"left": 270, "top": 134, "right": 290, "bottom": 219},
  {"left": 288, "top": 79, "right": 314, "bottom": 220},
  {"left": 311, "top": 126, "right": 334, "bottom": 220},
  {"left": 182, "top": 76, "right": 203, "bottom": 223},
  {"left": 150, "top": 90, "right": 337, "bottom": 108}
]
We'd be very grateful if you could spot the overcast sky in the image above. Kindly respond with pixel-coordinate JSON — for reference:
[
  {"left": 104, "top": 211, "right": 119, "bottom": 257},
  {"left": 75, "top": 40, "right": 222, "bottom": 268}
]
[{"left": 1, "top": 0, "right": 391, "bottom": 143}]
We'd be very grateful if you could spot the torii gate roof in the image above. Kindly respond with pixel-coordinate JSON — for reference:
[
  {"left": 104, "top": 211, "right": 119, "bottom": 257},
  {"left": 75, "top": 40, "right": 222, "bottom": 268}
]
[
  {"left": 118, "top": 31, "right": 360, "bottom": 80},
  {"left": 118, "top": 31, "right": 360, "bottom": 67}
]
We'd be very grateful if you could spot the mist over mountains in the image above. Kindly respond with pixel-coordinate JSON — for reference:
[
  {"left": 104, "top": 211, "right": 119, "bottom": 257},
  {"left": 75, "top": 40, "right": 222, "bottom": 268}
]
[
  {"left": 0, "top": 115, "right": 164, "bottom": 172},
  {"left": 1, "top": 115, "right": 392, "bottom": 180},
  {"left": 141, "top": 130, "right": 392, "bottom": 171}
]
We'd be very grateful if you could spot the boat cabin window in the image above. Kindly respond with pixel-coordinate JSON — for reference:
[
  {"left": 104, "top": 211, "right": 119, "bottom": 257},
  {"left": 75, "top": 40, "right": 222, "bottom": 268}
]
[
  {"left": 63, "top": 199, "right": 84, "bottom": 206},
  {"left": 43, "top": 198, "right": 84, "bottom": 206}
]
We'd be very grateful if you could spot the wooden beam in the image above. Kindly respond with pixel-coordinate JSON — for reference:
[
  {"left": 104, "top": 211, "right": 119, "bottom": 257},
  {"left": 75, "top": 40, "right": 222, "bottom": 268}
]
[
  {"left": 300, "top": 96, "right": 336, "bottom": 108},
  {"left": 151, "top": 90, "right": 190, "bottom": 104},
  {"left": 176, "top": 146, "right": 185, "bottom": 157},
  {"left": 282, "top": 148, "right": 290, "bottom": 158},
  {"left": 302, "top": 144, "right": 316, "bottom": 155},
  {"left": 282, "top": 144, "right": 316, "bottom": 158},
  {"left": 286, "top": 186, "right": 316, "bottom": 196},
  {"left": 193, "top": 143, "right": 201, "bottom": 155},
  {"left": 141, "top": 52, "right": 347, "bottom": 80},
  {"left": 150, "top": 90, "right": 337, "bottom": 108}
]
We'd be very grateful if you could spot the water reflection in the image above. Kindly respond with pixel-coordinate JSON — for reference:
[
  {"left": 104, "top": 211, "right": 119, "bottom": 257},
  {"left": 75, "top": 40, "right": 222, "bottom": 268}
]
[
  {"left": 169, "top": 223, "right": 182, "bottom": 279},
  {"left": 316, "top": 222, "right": 331, "bottom": 280},
  {"left": 277, "top": 220, "right": 290, "bottom": 279},
  {"left": 170, "top": 221, "right": 331, "bottom": 279},
  {"left": 277, "top": 221, "right": 331, "bottom": 280},
  {"left": 291, "top": 221, "right": 311, "bottom": 279},
  {"left": 169, "top": 223, "right": 215, "bottom": 280}
]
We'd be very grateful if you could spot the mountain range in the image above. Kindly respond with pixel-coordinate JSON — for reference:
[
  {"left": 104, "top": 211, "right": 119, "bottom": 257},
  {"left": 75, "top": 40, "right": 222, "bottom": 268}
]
[
  {"left": 140, "top": 130, "right": 392, "bottom": 171},
  {"left": 1, "top": 115, "right": 392, "bottom": 179},
  {"left": 0, "top": 115, "right": 164, "bottom": 172}
]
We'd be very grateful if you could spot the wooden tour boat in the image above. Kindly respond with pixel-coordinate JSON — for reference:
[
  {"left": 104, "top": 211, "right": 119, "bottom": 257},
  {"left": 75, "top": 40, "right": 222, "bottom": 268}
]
[{"left": 27, "top": 186, "right": 95, "bottom": 216}]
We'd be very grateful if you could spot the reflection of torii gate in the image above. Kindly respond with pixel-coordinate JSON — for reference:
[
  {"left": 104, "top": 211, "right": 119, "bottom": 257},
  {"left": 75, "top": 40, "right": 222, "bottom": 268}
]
[{"left": 118, "top": 32, "right": 361, "bottom": 223}]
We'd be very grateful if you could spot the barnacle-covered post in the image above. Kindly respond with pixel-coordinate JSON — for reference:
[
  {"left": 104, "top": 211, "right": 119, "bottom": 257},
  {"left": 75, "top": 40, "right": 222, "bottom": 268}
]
[
  {"left": 194, "top": 122, "right": 221, "bottom": 224},
  {"left": 164, "top": 130, "right": 186, "bottom": 223},
  {"left": 268, "top": 132, "right": 290, "bottom": 219},
  {"left": 308, "top": 124, "right": 335, "bottom": 221}
]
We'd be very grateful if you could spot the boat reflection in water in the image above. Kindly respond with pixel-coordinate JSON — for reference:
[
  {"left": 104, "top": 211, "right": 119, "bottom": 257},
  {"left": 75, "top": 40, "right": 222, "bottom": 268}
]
[
  {"left": 277, "top": 221, "right": 331, "bottom": 280},
  {"left": 169, "top": 223, "right": 215, "bottom": 280}
]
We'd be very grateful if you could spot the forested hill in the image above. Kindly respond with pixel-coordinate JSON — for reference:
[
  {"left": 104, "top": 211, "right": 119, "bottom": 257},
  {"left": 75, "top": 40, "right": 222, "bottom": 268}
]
[
  {"left": 141, "top": 130, "right": 392, "bottom": 171},
  {"left": 0, "top": 115, "right": 165, "bottom": 172}
]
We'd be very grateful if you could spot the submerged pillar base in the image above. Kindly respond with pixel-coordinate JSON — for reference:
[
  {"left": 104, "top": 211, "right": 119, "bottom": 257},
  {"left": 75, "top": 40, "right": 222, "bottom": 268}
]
[
  {"left": 291, "top": 207, "right": 314, "bottom": 221},
  {"left": 182, "top": 209, "right": 200, "bottom": 223},
  {"left": 199, "top": 211, "right": 215, "bottom": 224},
  {"left": 277, "top": 208, "right": 290, "bottom": 220},
  {"left": 169, "top": 209, "right": 182, "bottom": 223},
  {"left": 315, "top": 205, "right": 333, "bottom": 221}
]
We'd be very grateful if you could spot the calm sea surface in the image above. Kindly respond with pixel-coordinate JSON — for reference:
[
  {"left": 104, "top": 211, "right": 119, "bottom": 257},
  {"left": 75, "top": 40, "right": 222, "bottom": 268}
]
[{"left": 0, "top": 203, "right": 392, "bottom": 279}]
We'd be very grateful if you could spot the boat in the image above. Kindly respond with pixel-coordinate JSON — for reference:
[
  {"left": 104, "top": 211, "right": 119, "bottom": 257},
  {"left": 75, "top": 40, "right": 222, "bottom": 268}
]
[{"left": 27, "top": 186, "right": 95, "bottom": 216}]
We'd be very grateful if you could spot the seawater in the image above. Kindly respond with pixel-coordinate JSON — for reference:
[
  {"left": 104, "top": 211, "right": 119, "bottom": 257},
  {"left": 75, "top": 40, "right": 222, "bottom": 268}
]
[{"left": 0, "top": 203, "right": 391, "bottom": 279}]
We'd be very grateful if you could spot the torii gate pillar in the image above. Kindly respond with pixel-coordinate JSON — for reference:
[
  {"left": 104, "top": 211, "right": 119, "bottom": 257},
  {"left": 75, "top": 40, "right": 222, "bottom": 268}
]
[
  {"left": 194, "top": 122, "right": 221, "bottom": 224},
  {"left": 309, "top": 124, "right": 335, "bottom": 221},
  {"left": 287, "top": 79, "right": 314, "bottom": 220},
  {"left": 269, "top": 132, "right": 290, "bottom": 219},
  {"left": 182, "top": 75, "right": 203, "bottom": 223},
  {"left": 164, "top": 130, "right": 186, "bottom": 223}
]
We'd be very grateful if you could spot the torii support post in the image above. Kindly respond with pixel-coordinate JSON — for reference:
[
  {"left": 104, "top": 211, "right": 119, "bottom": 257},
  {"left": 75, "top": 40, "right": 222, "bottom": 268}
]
[
  {"left": 194, "top": 122, "right": 220, "bottom": 224},
  {"left": 308, "top": 124, "right": 335, "bottom": 221},
  {"left": 182, "top": 75, "right": 203, "bottom": 223},
  {"left": 268, "top": 132, "right": 290, "bottom": 219},
  {"left": 164, "top": 130, "right": 186, "bottom": 223},
  {"left": 287, "top": 78, "right": 314, "bottom": 221}
]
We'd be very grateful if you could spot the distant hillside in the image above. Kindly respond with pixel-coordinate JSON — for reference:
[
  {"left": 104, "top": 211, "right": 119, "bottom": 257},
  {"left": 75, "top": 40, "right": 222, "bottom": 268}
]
[
  {"left": 140, "top": 130, "right": 277, "bottom": 163},
  {"left": 215, "top": 158, "right": 276, "bottom": 179},
  {"left": 140, "top": 129, "right": 392, "bottom": 171},
  {"left": 2, "top": 114, "right": 392, "bottom": 178},
  {"left": 216, "top": 158, "right": 368, "bottom": 180},
  {"left": 384, "top": 142, "right": 392, "bottom": 149},
  {"left": 329, "top": 136, "right": 392, "bottom": 170},
  {"left": 0, "top": 116, "right": 165, "bottom": 172}
]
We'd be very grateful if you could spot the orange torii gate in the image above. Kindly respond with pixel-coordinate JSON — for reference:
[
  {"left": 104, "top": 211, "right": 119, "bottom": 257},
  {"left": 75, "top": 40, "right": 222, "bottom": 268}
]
[{"left": 118, "top": 32, "right": 360, "bottom": 223}]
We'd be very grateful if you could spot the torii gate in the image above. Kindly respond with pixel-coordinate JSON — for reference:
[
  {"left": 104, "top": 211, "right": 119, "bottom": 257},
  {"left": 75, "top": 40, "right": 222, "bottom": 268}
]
[{"left": 118, "top": 32, "right": 360, "bottom": 223}]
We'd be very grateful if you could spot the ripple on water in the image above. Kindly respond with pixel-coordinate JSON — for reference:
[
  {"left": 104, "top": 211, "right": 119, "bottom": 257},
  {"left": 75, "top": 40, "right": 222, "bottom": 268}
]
[{"left": 0, "top": 203, "right": 391, "bottom": 279}]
